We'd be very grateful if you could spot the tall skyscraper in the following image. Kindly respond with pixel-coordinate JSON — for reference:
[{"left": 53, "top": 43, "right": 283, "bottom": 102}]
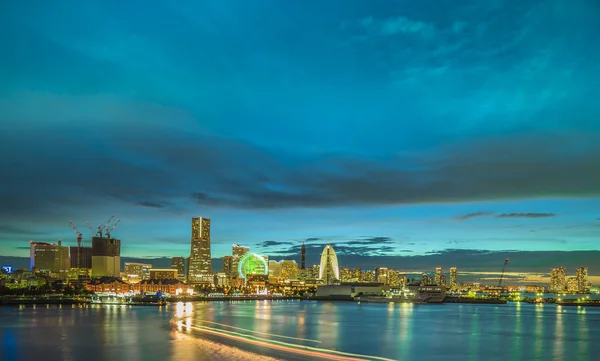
[
  {"left": 434, "top": 267, "right": 443, "bottom": 285},
  {"left": 171, "top": 257, "right": 186, "bottom": 282},
  {"left": 91, "top": 236, "right": 121, "bottom": 278},
  {"left": 576, "top": 267, "right": 588, "bottom": 292},
  {"left": 280, "top": 260, "right": 299, "bottom": 280},
  {"left": 70, "top": 246, "right": 92, "bottom": 269},
  {"left": 301, "top": 243, "right": 306, "bottom": 269},
  {"left": 450, "top": 267, "right": 458, "bottom": 288},
  {"left": 550, "top": 267, "right": 566, "bottom": 292},
  {"left": 188, "top": 217, "right": 212, "bottom": 281},
  {"left": 318, "top": 245, "right": 339, "bottom": 285}
]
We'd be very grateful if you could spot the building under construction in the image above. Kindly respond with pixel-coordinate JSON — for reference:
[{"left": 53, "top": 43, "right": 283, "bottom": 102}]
[{"left": 91, "top": 236, "right": 121, "bottom": 278}]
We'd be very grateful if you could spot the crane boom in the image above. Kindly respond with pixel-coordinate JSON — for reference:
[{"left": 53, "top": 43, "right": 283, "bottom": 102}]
[
  {"left": 498, "top": 258, "right": 510, "bottom": 287},
  {"left": 86, "top": 221, "right": 96, "bottom": 236},
  {"left": 69, "top": 220, "right": 84, "bottom": 268},
  {"left": 106, "top": 219, "right": 121, "bottom": 238}
]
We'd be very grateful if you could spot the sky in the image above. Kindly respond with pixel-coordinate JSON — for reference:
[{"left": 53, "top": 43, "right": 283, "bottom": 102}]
[{"left": 1, "top": 1, "right": 600, "bottom": 279}]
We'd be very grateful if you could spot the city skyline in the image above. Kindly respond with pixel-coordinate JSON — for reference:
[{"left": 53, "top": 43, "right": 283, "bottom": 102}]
[{"left": 2, "top": 1, "right": 600, "bottom": 275}]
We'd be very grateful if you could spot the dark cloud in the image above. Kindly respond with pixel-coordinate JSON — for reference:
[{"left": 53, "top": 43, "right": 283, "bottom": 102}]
[
  {"left": 345, "top": 237, "right": 395, "bottom": 245},
  {"left": 496, "top": 213, "right": 556, "bottom": 218},
  {"left": 453, "top": 212, "right": 494, "bottom": 221},
  {"left": 257, "top": 240, "right": 294, "bottom": 248},
  {"left": 136, "top": 201, "right": 169, "bottom": 209}
]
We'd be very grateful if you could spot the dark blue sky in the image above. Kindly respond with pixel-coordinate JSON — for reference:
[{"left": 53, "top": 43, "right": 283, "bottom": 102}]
[{"left": 1, "top": 1, "right": 600, "bottom": 274}]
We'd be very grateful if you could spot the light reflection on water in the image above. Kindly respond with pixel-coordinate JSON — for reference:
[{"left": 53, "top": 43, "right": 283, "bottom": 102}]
[{"left": 1, "top": 301, "right": 600, "bottom": 361}]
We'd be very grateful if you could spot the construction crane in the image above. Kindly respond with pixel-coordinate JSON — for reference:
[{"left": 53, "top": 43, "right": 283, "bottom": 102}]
[
  {"left": 498, "top": 258, "right": 510, "bottom": 287},
  {"left": 97, "top": 214, "right": 115, "bottom": 237},
  {"left": 85, "top": 221, "right": 96, "bottom": 236},
  {"left": 69, "top": 220, "right": 83, "bottom": 269},
  {"left": 105, "top": 219, "right": 121, "bottom": 238}
]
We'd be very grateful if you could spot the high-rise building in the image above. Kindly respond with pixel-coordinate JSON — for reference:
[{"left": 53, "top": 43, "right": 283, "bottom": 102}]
[
  {"left": 440, "top": 274, "right": 447, "bottom": 286},
  {"left": 91, "top": 236, "right": 121, "bottom": 278},
  {"left": 318, "top": 245, "right": 339, "bottom": 285},
  {"left": 222, "top": 256, "right": 233, "bottom": 277},
  {"left": 268, "top": 260, "right": 282, "bottom": 277},
  {"left": 30, "top": 241, "right": 70, "bottom": 275},
  {"left": 567, "top": 277, "right": 578, "bottom": 292},
  {"left": 124, "top": 262, "right": 152, "bottom": 283},
  {"left": 280, "top": 260, "right": 299, "bottom": 280},
  {"left": 375, "top": 267, "right": 388, "bottom": 284},
  {"left": 449, "top": 267, "right": 458, "bottom": 288},
  {"left": 550, "top": 267, "right": 566, "bottom": 292},
  {"left": 422, "top": 273, "right": 432, "bottom": 285},
  {"left": 231, "top": 244, "right": 249, "bottom": 276},
  {"left": 301, "top": 243, "right": 306, "bottom": 269},
  {"left": 362, "top": 269, "right": 375, "bottom": 282},
  {"left": 70, "top": 246, "right": 92, "bottom": 269},
  {"left": 171, "top": 257, "right": 186, "bottom": 282},
  {"left": 576, "top": 267, "right": 588, "bottom": 292},
  {"left": 188, "top": 217, "right": 212, "bottom": 282},
  {"left": 434, "top": 267, "right": 443, "bottom": 286}
]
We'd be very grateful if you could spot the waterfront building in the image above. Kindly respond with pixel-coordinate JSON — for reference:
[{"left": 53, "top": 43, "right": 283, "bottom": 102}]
[
  {"left": 422, "top": 273, "right": 433, "bottom": 285},
  {"left": 214, "top": 272, "right": 229, "bottom": 287},
  {"left": 387, "top": 270, "right": 406, "bottom": 287},
  {"left": 576, "top": 267, "right": 588, "bottom": 292},
  {"left": 450, "top": 267, "right": 458, "bottom": 288},
  {"left": 434, "top": 267, "right": 443, "bottom": 286},
  {"left": 280, "top": 260, "right": 299, "bottom": 280},
  {"left": 30, "top": 241, "right": 70, "bottom": 276},
  {"left": 134, "top": 279, "right": 191, "bottom": 295},
  {"left": 318, "top": 245, "right": 340, "bottom": 285},
  {"left": 567, "top": 277, "right": 578, "bottom": 292},
  {"left": 550, "top": 267, "right": 566, "bottom": 292},
  {"left": 171, "top": 257, "right": 186, "bottom": 282},
  {"left": 150, "top": 269, "right": 178, "bottom": 280},
  {"left": 91, "top": 236, "right": 121, "bottom": 278},
  {"left": 375, "top": 267, "right": 388, "bottom": 284},
  {"left": 86, "top": 277, "right": 129, "bottom": 293},
  {"left": 188, "top": 217, "right": 212, "bottom": 281},
  {"left": 362, "top": 269, "right": 375, "bottom": 282},
  {"left": 124, "top": 263, "right": 152, "bottom": 283},
  {"left": 440, "top": 274, "right": 447, "bottom": 286},
  {"left": 316, "top": 284, "right": 383, "bottom": 298},
  {"left": 268, "top": 260, "right": 282, "bottom": 277}
]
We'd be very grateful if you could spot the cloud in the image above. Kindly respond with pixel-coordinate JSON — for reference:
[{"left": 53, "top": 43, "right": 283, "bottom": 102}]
[
  {"left": 454, "top": 212, "right": 494, "bottom": 221},
  {"left": 496, "top": 213, "right": 556, "bottom": 218},
  {"left": 136, "top": 201, "right": 169, "bottom": 209},
  {"left": 257, "top": 240, "right": 294, "bottom": 248},
  {"left": 345, "top": 236, "right": 395, "bottom": 245}
]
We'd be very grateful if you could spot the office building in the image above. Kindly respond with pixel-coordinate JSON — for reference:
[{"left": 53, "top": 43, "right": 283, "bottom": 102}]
[
  {"left": 268, "top": 260, "right": 282, "bottom": 277},
  {"left": 91, "top": 236, "right": 121, "bottom": 278},
  {"left": 280, "top": 260, "right": 299, "bottom": 280},
  {"left": 567, "top": 277, "right": 578, "bottom": 292},
  {"left": 318, "top": 245, "right": 339, "bottom": 285},
  {"left": 188, "top": 217, "right": 212, "bottom": 281},
  {"left": 124, "top": 262, "right": 152, "bottom": 283},
  {"left": 231, "top": 244, "right": 249, "bottom": 276},
  {"left": 450, "top": 267, "right": 458, "bottom": 288},
  {"left": 171, "top": 257, "right": 186, "bottom": 282},
  {"left": 222, "top": 255, "right": 233, "bottom": 277},
  {"left": 30, "top": 241, "right": 70, "bottom": 274},
  {"left": 150, "top": 269, "right": 178, "bottom": 280}
]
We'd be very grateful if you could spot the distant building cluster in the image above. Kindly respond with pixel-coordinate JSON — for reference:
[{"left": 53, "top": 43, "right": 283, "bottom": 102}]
[
  {"left": 550, "top": 266, "right": 589, "bottom": 293},
  {"left": 1, "top": 215, "right": 595, "bottom": 298}
]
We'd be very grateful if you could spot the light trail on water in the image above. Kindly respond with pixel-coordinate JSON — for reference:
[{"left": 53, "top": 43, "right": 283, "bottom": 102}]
[
  {"left": 171, "top": 319, "right": 397, "bottom": 361},
  {"left": 194, "top": 319, "right": 321, "bottom": 344}
]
